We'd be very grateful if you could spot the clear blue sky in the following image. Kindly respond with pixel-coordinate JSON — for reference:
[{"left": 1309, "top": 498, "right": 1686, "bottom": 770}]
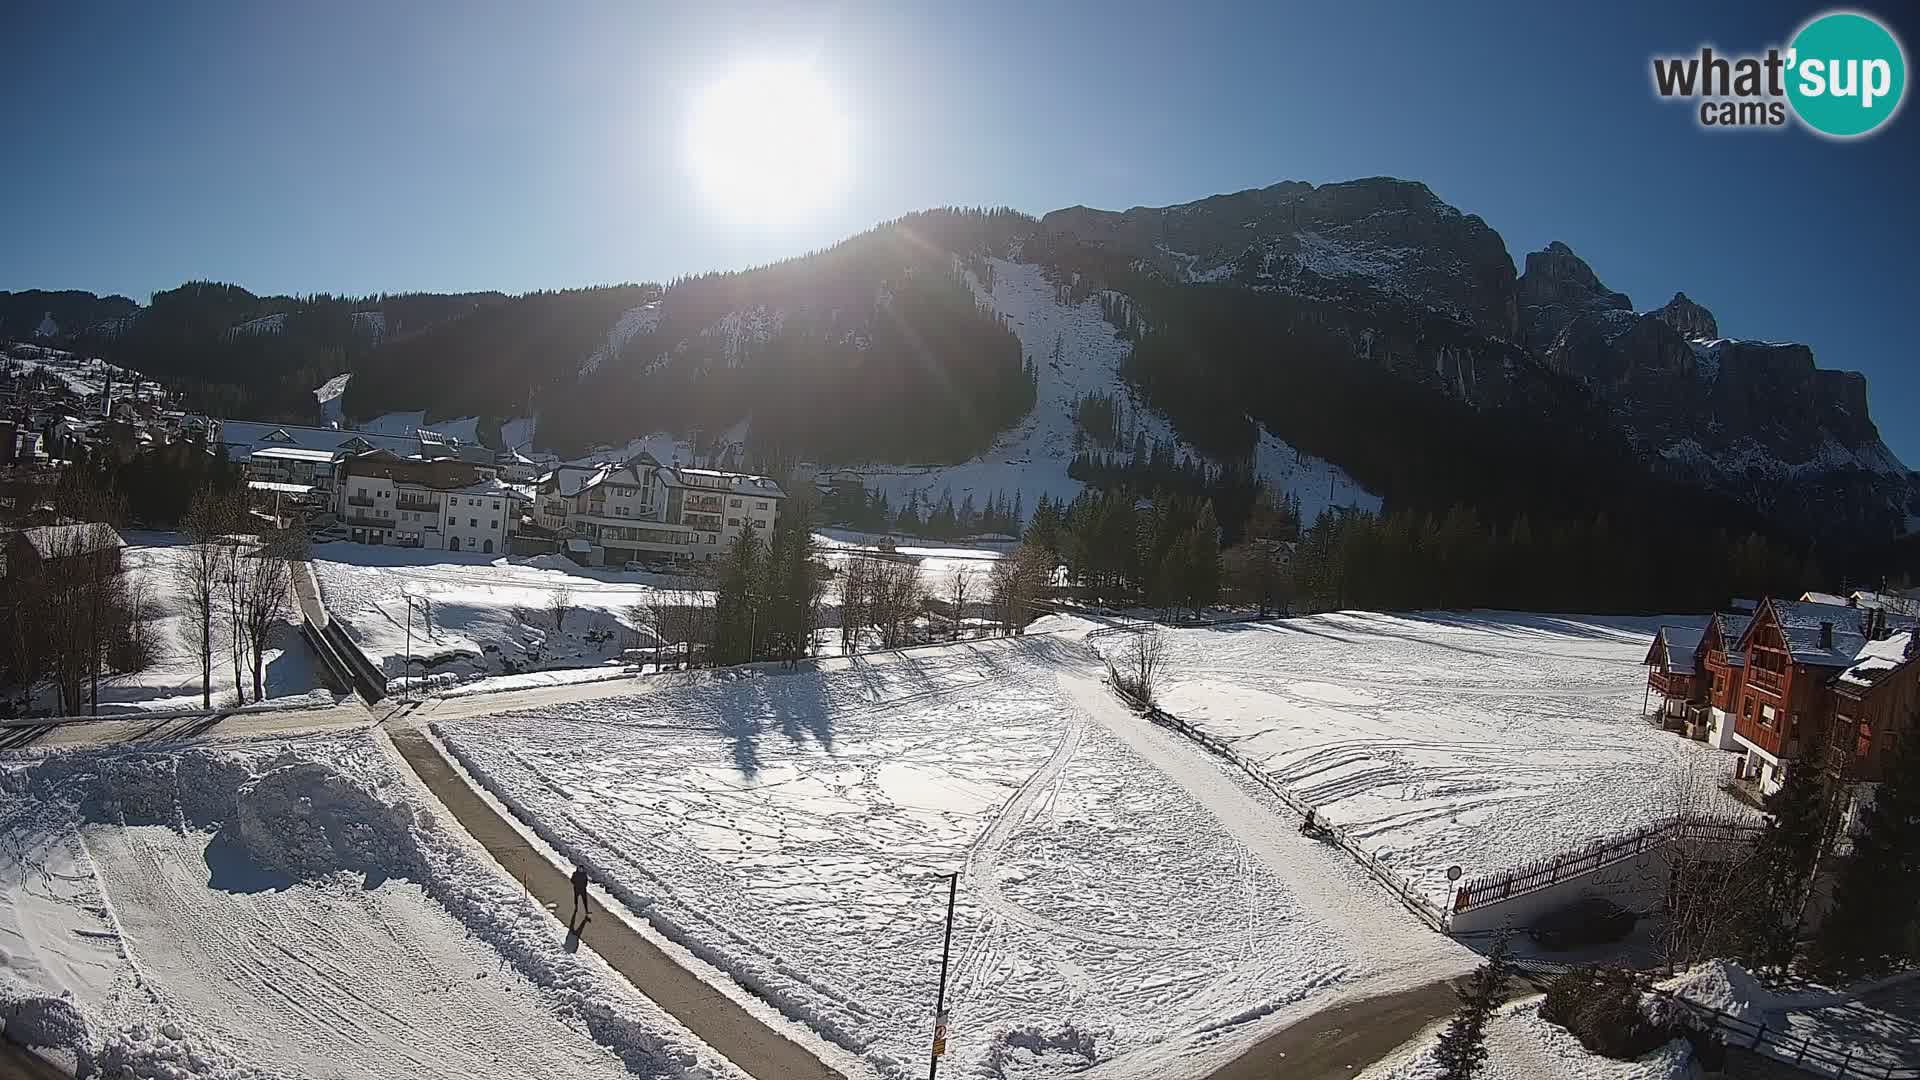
[{"left": 2, "top": 1, "right": 1916, "bottom": 462}]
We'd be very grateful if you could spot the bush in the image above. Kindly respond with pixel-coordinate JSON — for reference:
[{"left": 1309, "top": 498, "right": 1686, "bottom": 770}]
[{"left": 1539, "top": 966, "right": 1671, "bottom": 1060}]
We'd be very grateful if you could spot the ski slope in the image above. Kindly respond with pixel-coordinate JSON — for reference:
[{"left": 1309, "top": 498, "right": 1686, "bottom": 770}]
[
  {"left": 0, "top": 734, "right": 746, "bottom": 1079},
  {"left": 841, "top": 258, "right": 1378, "bottom": 524},
  {"left": 1090, "top": 612, "right": 1754, "bottom": 903},
  {"left": 434, "top": 634, "right": 1470, "bottom": 1079}
]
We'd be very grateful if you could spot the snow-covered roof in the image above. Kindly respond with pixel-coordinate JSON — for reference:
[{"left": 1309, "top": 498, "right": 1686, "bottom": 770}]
[
  {"left": 18, "top": 522, "right": 125, "bottom": 561},
  {"left": 1647, "top": 626, "right": 1705, "bottom": 672},
  {"left": 247, "top": 480, "right": 318, "bottom": 495},
  {"left": 1800, "top": 591, "right": 1849, "bottom": 607},
  {"left": 1836, "top": 630, "right": 1917, "bottom": 691},
  {"left": 218, "top": 420, "right": 430, "bottom": 461},
  {"left": 247, "top": 446, "right": 340, "bottom": 463},
  {"left": 1749, "top": 599, "right": 1918, "bottom": 668},
  {"left": 1708, "top": 613, "right": 1753, "bottom": 666},
  {"left": 540, "top": 464, "right": 614, "bottom": 497},
  {"left": 1849, "top": 590, "right": 1920, "bottom": 618},
  {"left": 448, "top": 477, "right": 533, "bottom": 502}
]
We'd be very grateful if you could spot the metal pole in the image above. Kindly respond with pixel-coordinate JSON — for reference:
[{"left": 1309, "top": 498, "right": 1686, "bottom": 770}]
[
  {"left": 404, "top": 596, "right": 412, "bottom": 702},
  {"left": 929, "top": 871, "right": 957, "bottom": 1080}
]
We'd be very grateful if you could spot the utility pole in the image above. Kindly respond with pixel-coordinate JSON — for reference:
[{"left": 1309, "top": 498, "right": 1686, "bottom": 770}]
[
  {"left": 928, "top": 872, "right": 958, "bottom": 1080},
  {"left": 403, "top": 592, "right": 413, "bottom": 702}
]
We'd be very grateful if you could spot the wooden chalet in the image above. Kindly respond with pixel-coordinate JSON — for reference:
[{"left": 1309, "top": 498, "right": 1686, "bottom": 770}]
[
  {"left": 1829, "top": 625, "right": 1919, "bottom": 784},
  {"left": 1729, "top": 598, "right": 1916, "bottom": 795},
  {"left": 1644, "top": 625, "right": 1709, "bottom": 737}
]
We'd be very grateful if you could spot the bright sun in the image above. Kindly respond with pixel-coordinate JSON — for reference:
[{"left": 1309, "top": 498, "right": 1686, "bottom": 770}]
[{"left": 688, "top": 62, "right": 849, "bottom": 223}]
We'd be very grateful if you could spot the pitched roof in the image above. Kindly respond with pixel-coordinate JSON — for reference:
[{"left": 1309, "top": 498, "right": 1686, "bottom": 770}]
[
  {"left": 1749, "top": 598, "right": 1919, "bottom": 668},
  {"left": 1707, "top": 612, "right": 1753, "bottom": 666},
  {"left": 1647, "top": 625, "right": 1706, "bottom": 672},
  {"left": 20, "top": 522, "right": 125, "bottom": 560},
  {"left": 216, "top": 420, "right": 437, "bottom": 462},
  {"left": 1836, "top": 630, "right": 1917, "bottom": 692},
  {"left": 1800, "top": 591, "right": 1850, "bottom": 607}
]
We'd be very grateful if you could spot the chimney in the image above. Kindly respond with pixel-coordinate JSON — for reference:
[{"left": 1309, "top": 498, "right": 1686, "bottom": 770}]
[{"left": 1819, "top": 621, "right": 1834, "bottom": 650}]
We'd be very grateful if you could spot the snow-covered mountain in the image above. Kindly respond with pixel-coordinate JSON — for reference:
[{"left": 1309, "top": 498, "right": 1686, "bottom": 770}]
[
  {"left": 840, "top": 257, "right": 1378, "bottom": 522},
  {"left": 1519, "top": 242, "right": 1915, "bottom": 538}
]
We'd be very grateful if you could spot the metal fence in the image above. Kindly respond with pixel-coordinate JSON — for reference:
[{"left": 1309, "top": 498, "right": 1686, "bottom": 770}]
[
  {"left": 1452, "top": 815, "right": 1762, "bottom": 913},
  {"left": 1647, "top": 986, "right": 1919, "bottom": 1079}
]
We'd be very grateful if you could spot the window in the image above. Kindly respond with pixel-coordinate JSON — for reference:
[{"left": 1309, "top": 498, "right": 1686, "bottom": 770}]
[
  {"left": 448, "top": 517, "right": 456, "bottom": 528},
  {"left": 469, "top": 518, "right": 478, "bottom": 528},
  {"left": 489, "top": 520, "right": 497, "bottom": 530},
  {"left": 356, "top": 487, "right": 367, "bottom": 499},
  {"left": 756, "top": 501, "right": 768, "bottom": 510},
  {"left": 493, "top": 500, "right": 501, "bottom": 510},
  {"left": 754, "top": 519, "right": 767, "bottom": 530},
  {"left": 729, "top": 498, "right": 742, "bottom": 507},
  {"left": 727, "top": 517, "right": 740, "bottom": 527}
]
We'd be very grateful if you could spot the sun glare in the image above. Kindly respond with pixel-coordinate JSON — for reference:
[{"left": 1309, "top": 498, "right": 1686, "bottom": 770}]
[{"left": 688, "top": 62, "right": 850, "bottom": 223}]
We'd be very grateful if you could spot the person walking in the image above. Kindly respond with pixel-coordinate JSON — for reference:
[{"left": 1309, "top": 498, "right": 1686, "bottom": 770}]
[{"left": 570, "top": 865, "right": 592, "bottom": 927}]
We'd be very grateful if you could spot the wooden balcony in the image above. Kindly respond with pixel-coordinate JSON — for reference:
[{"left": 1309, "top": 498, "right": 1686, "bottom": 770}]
[
  {"left": 1647, "top": 670, "right": 1695, "bottom": 699},
  {"left": 1746, "top": 666, "right": 1785, "bottom": 696},
  {"left": 346, "top": 495, "right": 376, "bottom": 508},
  {"left": 1734, "top": 713, "right": 1799, "bottom": 759}
]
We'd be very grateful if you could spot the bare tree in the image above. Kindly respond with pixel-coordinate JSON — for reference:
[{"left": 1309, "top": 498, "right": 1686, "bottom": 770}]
[
  {"left": 1108, "top": 628, "right": 1167, "bottom": 708},
  {"left": 174, "top": 490, "right": 228, "bottom": 710},
  {"left": 865, "top": 558, "right": 926, "bottom": 650},
  {"left": 216, "top": 494, "right": 250, "bottom": 702},
  {"left": 1656, "top": 758, "right": 1764, "bottom": 972},
  {"left": 947, "top": 568, "right": 975, "bottom": 640},
  {"left": 989, "top": 543, "right": 1054, "bottom": 635},
  {"left": 234, "top": 526, "right": 299, "bottom": 701},
  {"left": 837, "top": 556, "right": 875, "bottom": 656},
  {"left": 548, "top": 585, "right": 574, "bottom": 631}
]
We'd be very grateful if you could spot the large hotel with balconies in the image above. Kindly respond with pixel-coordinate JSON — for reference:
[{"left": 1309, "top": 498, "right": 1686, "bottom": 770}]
[{"left": 531, "top": 452, "right": 784, "bottom": 566}]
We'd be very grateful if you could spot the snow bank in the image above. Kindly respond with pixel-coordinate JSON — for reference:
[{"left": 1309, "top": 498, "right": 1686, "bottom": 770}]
[
  {"left": 1361, "top": 999, "right": 1693, "bottom": 1080},
  {"left": 0, "top": 738, "right": 746, "bottom": 1079},
  {"left": 1652, "top": 959, "right": 1773, "bottom": 1024}
]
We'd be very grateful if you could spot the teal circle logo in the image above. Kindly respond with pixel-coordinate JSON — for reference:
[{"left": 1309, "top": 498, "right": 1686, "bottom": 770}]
[{"left": 1787, "top": 11, "right": 1907, "bottom": 137}]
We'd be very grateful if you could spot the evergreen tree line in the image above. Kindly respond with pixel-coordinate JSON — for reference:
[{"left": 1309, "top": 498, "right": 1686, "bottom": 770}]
[
  {"left": 1065, "top": 444, "right": 1264, "bottom": 542},
  {"left": 821, "top": 483, "right": 1026, "bottom": 541},
  {"left": 706, "top": 511, "right": 829, "bottom": 666},
  {"left": 1024, "top": 488, "right": 1221, "bottom": 615},
  {"left": 1288, "top": 505, "right": 1817, "bottom": 615}
]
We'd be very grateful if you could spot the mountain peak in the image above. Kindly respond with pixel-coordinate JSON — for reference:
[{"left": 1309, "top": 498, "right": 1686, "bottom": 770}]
[
  {"left": 1515, "top": 241, "right": 1631, "bottom": 353},
  {"left": 1654, "top": 292, "right": 1719, "bottom": 340}
]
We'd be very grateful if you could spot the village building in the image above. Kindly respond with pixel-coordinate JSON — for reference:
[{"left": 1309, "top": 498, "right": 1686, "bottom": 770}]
[
  {"left": 4, "top": 522, "right": 125, "bottom": 584},
  {"left": 1727, "top": 598, "right": 1916, "bottom": 796},
  {"left": 333, "top": 449, "right": 527, "bottom": 553},
  {"left": 1829, "top": 627, "right": 1920, "bottom": 785},
  {"left": 528, "top": 452, "right": 784, "bottom": 566}
]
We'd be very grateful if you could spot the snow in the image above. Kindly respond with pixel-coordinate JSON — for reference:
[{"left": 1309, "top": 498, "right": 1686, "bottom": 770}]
[
  {"left": 360, "top": 411, "right": 482, "bottom": 444},
  {"left": 1359, "top": 998, "right": 1694, "bottom": 1080},
  {"left": 349, "top": 309, "right": 386, "bottom": 342},
  {"left": 581, "top": 302, "right": 663, "bottom": 377},
  {"left": 308, "top": 544, "right": 683, "bottom": 685},
  {"left": 838, "top": 258, "right": 1377, "bottom": 527},
  {"left": 1090, "top": 611, "right": 1754, "bottom": 902},
  {"left": 435, "top": 635, "right": 1472, "bottom": 1079},
  {"left": 1838, "top": 629, "right": 1913, "bottom": 688},
  {"left": 22, "top": 535, "right": 328, "bottom": 716},
  {"left": 499, "top": 414, "right": 539, "bottom": 452},
  {"left": 3, "top": 346, "right": 164, "bottom": 403},
  {"left": 1653, "top": 960, "right": 1920, "bottom": 1073},
  {"left": 224, "top": 313, "right": 286, "bottom": 338},
  {"left": 312, "top": 372, "right": 351, "bottom": 424},
  {"left": 0, "top": 733, "right": 747, "bottom": 1079}
]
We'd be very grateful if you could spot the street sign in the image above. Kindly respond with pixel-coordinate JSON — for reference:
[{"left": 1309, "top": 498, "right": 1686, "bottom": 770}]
[{"left": 1446, "top": 865, "right": 1463, "bottom": 882}]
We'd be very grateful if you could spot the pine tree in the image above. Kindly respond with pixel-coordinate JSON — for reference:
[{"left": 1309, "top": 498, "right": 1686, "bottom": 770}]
[
  {"left": 1733, "top": 744, "right": 1839, "bottom": 977},
  {"left": 1433, "top": 936, "right": 1511, "bottom": 1080},
  {"left": 1811, "top": 732, "right": 1920, "bottom": 979}
]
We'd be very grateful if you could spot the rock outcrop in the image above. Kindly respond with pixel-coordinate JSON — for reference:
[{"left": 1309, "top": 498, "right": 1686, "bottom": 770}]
[
  {"left": 1515, "top": 241, "right": 1633, "bottom": 354},
  {"left": 1038, "top": 177, "right": 1519, "bottom": 336}
]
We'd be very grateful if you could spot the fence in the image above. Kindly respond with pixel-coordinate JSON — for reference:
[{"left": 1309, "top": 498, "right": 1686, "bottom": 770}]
[
  {"left": 1647, "top": 986, "right": 1919, "bottom": 1079},
  {"left": 1452, "top": 815, "right": 1763, "bottom": 914},
  {"left": 1099, "top": 668, "right": 1452, "bottom": 932}
]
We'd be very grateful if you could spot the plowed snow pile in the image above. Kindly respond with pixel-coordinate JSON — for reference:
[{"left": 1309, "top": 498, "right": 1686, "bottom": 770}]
[{"left": 0, "top": 735, "right": 746, "bottom": 1080}]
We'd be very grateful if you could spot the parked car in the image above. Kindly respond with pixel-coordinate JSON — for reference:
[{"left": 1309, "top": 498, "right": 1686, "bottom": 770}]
[
  {"left": 624, "top": 557, "right": 675, "bottom": 573},
  {"left": 1528, "top": 897, "right": 1638, "bottom": 950}
]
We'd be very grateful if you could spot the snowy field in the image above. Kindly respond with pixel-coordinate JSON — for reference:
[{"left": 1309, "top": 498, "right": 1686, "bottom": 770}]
[
  {"left": 1091, "top": 612, "right": 1750, "bottom": 902},
  {"left": 309, "top": 544, "right": 687, "bottom": 684},
  {"left": 0, "top": 733, "right": 745, "bottom": 1079},
  {"left": 27, "top": 535, "right": 327, "bottom": 716},
  {"left": 435, "top": 635, "right": 1470, "bottom": 1079}
]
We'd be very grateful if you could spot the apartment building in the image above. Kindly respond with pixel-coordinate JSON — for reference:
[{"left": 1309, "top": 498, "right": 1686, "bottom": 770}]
[
  {"left": 335, "top": 449, "right": 528, "bottom": 553},
  {"left": 532, "top": 452, "right": 784, "bottom": 565}
]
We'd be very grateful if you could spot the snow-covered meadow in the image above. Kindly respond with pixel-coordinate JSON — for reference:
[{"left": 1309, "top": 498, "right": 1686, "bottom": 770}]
[
  {"left": 308, "top": 544, "right": 684, "bottom": 685},
  {"left": 0, "top": 733, "right": 746, "bottom": 1079},
  {"left": 434, "top": 634, "right": 1470, "bottom": 1079},
  {"left": 1090, "top": 611, "right": 1751, "bottom": 903}
]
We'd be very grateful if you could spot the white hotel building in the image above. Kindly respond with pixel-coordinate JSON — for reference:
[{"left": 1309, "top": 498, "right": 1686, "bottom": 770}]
[{"left": 534, "top": 452, "right": 784, "bottom": 565}]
